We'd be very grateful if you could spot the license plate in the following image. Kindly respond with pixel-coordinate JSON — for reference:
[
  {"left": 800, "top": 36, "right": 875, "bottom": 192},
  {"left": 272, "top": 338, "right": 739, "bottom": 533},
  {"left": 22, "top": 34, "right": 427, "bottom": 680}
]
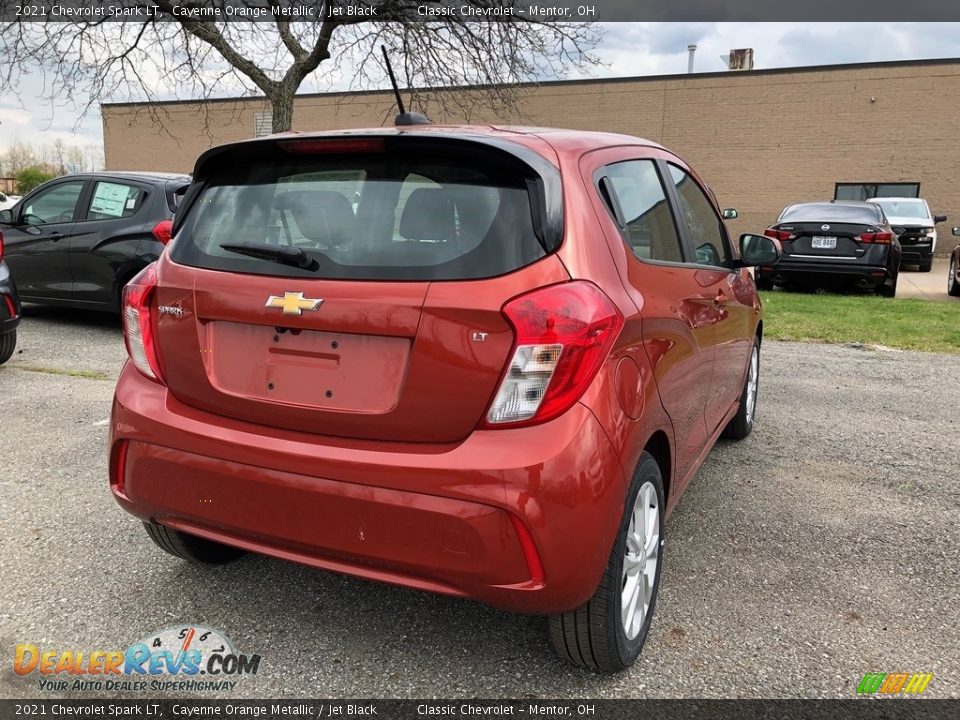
[{"left": 811, "top": 236, "right": 837, "bottom": 249}]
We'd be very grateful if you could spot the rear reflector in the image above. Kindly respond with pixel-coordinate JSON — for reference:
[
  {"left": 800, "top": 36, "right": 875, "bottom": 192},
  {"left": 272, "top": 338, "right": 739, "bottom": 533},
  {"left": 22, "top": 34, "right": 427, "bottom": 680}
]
[
  {"left": 2, "top": 293, "right": 16, "bottom": 319},
  {"left": 764, "top": 228, "right": 794, "bottom": 241},
  {"left": 508, "top": 514, "right": 546, "bottom": 584},
  {"left": 483, "top": 281, "right": 623, "bottom": 428},
  {"left": 859, "top": 231, "right": 893, "bottom": 244},
  {"left": 122, "top": 263, "right": 164, "bottom": 383},
  {"left": 278, "top": 138, "right": 386, "bottom": 154},
  {"left": 110, "top": 440, "right": 129, "bottom": 499},
  {"left": 152, "top": 219, "right": 173, "bottom": 245}
]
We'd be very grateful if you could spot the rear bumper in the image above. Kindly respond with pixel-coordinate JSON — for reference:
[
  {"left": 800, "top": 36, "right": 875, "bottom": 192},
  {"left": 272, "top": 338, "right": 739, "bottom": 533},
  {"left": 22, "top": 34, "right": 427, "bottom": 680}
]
[
  {"left": 757, "top": 260, "right": 892, "bottom": 286},
  {"left": 109, "top": 364, "right": 627, "bottom": 614}
]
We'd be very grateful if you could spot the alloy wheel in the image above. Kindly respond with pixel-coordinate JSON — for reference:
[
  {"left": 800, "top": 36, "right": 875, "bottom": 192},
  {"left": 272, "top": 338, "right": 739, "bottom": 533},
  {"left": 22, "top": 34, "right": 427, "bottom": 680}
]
[
  {"left": 745, "top": 345, "right": 759, "bottom": 425},
  {"left": 621, "top": 481, "right": 660, "bottom": 640}
]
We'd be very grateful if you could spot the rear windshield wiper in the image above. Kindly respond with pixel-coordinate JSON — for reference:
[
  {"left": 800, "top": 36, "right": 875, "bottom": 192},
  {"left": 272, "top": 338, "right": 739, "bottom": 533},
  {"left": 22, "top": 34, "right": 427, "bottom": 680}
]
[{"left": 220, "top": 242, "right": 319, "bottom": 271}]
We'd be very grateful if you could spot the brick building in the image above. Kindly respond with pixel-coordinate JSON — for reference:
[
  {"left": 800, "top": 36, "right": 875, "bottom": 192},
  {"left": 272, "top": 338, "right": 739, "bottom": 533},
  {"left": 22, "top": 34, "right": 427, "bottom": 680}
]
[{"left": 101, "top": 57, "right": 960, "bottom": 246}]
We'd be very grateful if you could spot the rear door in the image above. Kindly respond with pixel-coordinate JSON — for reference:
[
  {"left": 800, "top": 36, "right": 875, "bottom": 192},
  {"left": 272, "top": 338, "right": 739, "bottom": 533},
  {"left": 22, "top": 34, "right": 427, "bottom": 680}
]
[
  {"left": 2, "top": 178, "right": 86, "bottom": 300},
  {"left": 157, "top": 136, "right": 566, "bottom": 443},
  {"left": 585, "top": 150, "right": 717, "bottom": 485},
  {"left": 69, "top": 177, "right": 154, "bottom": 306},
  {"left": 661, "top": 160, "right": 755, "bottom": 435}
]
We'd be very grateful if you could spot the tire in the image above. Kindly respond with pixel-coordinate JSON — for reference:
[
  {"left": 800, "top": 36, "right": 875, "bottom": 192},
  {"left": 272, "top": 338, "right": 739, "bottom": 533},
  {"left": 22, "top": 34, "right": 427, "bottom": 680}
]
[
  {"left": 918, "top": 260, "right": 932, "bottom": 273},
  {"left": 0, "top": 330, "right": 16, "bottom": 365},
  {"left": 143, "top": 521, "right": 245, "bottom": 564},
  {"left": 549, "top": 453, "right": 665, "bottom": 673},
  {"left": 949, "top": 257, "right": 960, "bottom": 297},
  {"left": 723, "top": 336, "right": 759, "bottom": 440},
  {"left": 877, "top": 273, "right": 898, "bottom": 298},
  {"left": 754, "top": 277, "right": 774, "bottom": 291}
]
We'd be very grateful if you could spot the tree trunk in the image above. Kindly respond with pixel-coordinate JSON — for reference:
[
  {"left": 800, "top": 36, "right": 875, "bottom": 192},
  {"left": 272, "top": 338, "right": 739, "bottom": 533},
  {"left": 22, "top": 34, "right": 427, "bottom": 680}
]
[{"left": 270, "top": 90, "right": 295, "bottom": 133}]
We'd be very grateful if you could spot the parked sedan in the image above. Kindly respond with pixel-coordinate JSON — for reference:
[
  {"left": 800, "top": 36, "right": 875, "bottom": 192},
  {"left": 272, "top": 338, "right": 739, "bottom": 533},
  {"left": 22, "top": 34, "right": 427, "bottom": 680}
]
[
  {"left": 949, "top": 227, "right": 960, "bottom": 298},
  {"left": 0, "top": 171, "right": 189, "bottom": 312},
  {"left": 0, "top": 234, "right": 22, "bottom": 364},
  {"left": 758, "top": 201, "right": 901, "bottom": 296},
  {"left": 109, "top": 125, "right": 780, "bottom": 672}
]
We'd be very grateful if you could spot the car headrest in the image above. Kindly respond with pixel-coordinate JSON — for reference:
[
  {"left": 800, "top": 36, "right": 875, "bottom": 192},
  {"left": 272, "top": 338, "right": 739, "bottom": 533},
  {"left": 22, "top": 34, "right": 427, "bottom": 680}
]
[
  {"left": 274, "top": 190, "right": 355, "bottom": 245},
  {"left": 399, "top": 188, "right": 455, "bottom": 242}
]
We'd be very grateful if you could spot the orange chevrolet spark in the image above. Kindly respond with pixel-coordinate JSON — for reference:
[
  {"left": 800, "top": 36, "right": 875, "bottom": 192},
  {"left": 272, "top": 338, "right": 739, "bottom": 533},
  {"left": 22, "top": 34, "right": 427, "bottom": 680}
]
[{"left": 109, "top": 125, "right": 780, "bottom": 672}]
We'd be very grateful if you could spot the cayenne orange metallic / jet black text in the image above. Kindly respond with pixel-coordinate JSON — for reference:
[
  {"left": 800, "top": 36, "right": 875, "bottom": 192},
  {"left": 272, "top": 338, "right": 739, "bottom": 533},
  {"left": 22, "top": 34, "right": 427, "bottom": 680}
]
[{"left": 109, "top": 124, "right": 780, "bottom": 672}]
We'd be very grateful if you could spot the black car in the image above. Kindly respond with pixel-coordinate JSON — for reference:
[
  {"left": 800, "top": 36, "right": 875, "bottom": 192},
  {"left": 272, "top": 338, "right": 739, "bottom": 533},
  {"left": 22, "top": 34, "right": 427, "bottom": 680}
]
[
  {"left": 0, "top": 243, "right": 22, "bottom": 365},
  {"left": 0, "top": 171, "right": 189, "bottom": 311},
  {"left": 758, "top": 201, "right": 901, "bottom": 297}
]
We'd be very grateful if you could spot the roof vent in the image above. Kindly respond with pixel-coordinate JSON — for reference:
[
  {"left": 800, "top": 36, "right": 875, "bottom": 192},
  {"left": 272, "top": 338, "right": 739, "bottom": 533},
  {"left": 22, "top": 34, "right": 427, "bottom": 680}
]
[{"left": 728, "top": 48, "right": 754, "bottom": 71}]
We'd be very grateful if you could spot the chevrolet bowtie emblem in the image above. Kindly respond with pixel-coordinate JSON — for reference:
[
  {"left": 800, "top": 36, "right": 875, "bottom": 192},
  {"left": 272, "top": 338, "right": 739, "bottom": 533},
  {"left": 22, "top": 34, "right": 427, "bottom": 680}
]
[{"left": 265, "top": 292, "right": 323, "bottom": 316}]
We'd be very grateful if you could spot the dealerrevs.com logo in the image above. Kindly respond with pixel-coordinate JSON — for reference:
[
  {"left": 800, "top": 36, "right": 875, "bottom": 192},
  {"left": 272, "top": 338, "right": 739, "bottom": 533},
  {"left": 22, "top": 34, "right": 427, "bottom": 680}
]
[{"left": 14, "top": 625, "right": 261, "bottom": 693}]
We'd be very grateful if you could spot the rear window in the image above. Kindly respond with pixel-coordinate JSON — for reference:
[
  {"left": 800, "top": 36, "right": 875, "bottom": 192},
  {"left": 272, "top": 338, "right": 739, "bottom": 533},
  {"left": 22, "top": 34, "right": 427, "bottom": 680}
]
[
  {"left": 779, "top": 203, "right": 883, "bottom": 224},
  {"left": 169, "top": 145, "right": 548, "bottom": 281}
]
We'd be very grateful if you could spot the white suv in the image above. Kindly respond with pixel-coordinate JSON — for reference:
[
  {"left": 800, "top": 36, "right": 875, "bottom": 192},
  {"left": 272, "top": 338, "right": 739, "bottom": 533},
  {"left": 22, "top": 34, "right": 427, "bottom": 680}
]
[
  {"left": 0, "top": 192, "right": 20, "bottom": 211},
  {"left": 867, "top": 197, "right": 947, "bottom": 272}
]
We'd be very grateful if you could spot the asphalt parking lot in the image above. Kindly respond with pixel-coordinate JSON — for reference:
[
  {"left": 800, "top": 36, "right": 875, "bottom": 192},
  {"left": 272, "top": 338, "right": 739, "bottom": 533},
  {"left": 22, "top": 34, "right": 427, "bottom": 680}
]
[{"left": 1, "top": 305, "right": 958, "bottom": 699}]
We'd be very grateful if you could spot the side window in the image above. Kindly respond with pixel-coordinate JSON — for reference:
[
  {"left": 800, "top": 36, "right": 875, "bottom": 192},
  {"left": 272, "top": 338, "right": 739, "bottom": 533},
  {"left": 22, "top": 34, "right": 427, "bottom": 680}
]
[
  {"left": 22, "top": 181, "right": 85, "bottom": 225},
  {"left": 87, "top": 181, "right": 144, "bottom": 220},
  {"left": 600, "top": 160, "right": 684, "bottom": 263},
  {"left": 667, "top": 164, "right": 731, "bottom": 267}
]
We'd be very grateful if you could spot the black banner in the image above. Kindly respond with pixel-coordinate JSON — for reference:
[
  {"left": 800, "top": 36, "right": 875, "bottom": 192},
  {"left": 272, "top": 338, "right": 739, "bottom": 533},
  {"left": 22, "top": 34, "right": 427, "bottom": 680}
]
[
  {"left": 3, "top": 0, "right": 960, "bottom": 23},
  {"left": 1, "top": 700, "right": 958, "bottom": 719}
]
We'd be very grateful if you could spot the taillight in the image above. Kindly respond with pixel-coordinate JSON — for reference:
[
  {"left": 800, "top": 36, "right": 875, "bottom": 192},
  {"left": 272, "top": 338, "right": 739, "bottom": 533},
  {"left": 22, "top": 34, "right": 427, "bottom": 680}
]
[
  {"left": 859, "top": 231, "right": 893, "bottom": 244},
  {"left": 152, "top": 219, "right": 173, "bottom": 245},
  {"left": 122, "top": 263, "right": 164, "bottom": 383},
  {"left": 0, "top": 231, "right": 5, "bottom": 263},
  {"left": 483, "top": 281, "right": 623, "bottom": 428},
  {"left": 764, "top": 228, "right": 794, "bottom": 241}
]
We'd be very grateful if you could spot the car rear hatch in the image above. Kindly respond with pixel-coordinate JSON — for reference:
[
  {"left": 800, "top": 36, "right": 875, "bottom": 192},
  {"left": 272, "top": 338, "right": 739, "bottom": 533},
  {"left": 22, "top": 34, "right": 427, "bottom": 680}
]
[
  {"left": 153, "top": 133, "right": 567, "bottom": 443},
  {"left": 771, "top": 222, "right": 884, "bottom": 262},
  {"left": 767, "top": 203, "right": 892, "bottom": 265}
]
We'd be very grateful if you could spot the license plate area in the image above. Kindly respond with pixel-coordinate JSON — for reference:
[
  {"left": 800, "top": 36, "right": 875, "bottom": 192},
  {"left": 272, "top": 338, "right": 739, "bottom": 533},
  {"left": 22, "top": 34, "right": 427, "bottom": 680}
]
[
  {"left": 811, "top": 236, "right": 838, "bottom": 249},
  {"left": 205, "top": 321, "right": 410, "bottom": 413}
]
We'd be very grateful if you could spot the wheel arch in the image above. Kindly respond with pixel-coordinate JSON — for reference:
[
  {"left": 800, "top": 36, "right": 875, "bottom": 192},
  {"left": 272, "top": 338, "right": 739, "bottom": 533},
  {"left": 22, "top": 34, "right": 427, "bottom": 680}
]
[{"left": 642, "top": 430, "right": 672, "bottom": 505}]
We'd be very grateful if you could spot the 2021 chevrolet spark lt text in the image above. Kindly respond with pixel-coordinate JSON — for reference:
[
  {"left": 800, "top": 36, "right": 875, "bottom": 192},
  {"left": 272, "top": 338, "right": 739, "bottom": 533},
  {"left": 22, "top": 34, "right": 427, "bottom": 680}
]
[{"left": 109, "top": 126, "right": 780, "bottom": 672}]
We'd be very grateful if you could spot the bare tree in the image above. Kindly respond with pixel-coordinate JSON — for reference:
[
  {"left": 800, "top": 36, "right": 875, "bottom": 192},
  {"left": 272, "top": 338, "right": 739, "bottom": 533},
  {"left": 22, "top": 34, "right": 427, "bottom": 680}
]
[
  {"left": 0, "top": 1, "right": 602, "bottom": 134},
  {"left": 2, "top": 140, "right": 38, "bottom": 175}
]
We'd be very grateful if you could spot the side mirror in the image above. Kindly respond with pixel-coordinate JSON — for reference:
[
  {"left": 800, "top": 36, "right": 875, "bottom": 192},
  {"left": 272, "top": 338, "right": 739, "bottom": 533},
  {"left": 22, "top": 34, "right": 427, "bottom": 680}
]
[
  {"left": 934, "top": 214, "right": 947, "bottom": 224},
  {"left": 952, "top": 227, "right": 960, "bottom": 237},
  {"left": 0, "top": 209, "right": 12, "bottom": 225},
  {"left": 722, "top": 208, "right": 738, "bottom": 219},
  {"left": 738, "top": 233, "right": 781, "bottom": 266}
]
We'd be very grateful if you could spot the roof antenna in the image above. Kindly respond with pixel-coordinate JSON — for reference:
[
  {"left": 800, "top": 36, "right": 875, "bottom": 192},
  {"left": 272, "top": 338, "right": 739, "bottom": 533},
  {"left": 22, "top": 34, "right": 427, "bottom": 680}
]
[{"left": 381, "top": 45, "right": 431, "bottom": 126}]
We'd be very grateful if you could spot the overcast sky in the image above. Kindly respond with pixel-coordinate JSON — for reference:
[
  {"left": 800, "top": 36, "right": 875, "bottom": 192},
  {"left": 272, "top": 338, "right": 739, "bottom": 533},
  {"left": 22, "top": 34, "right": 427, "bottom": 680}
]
[{"left": 2, "top": 22, "right": 959, "bottom": 156}]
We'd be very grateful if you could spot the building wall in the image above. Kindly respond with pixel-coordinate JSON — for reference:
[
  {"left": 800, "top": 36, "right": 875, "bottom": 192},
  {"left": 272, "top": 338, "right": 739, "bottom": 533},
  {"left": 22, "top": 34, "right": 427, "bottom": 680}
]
[{"left": 102, "top": 59, "right": 960, "bottom": 246}]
